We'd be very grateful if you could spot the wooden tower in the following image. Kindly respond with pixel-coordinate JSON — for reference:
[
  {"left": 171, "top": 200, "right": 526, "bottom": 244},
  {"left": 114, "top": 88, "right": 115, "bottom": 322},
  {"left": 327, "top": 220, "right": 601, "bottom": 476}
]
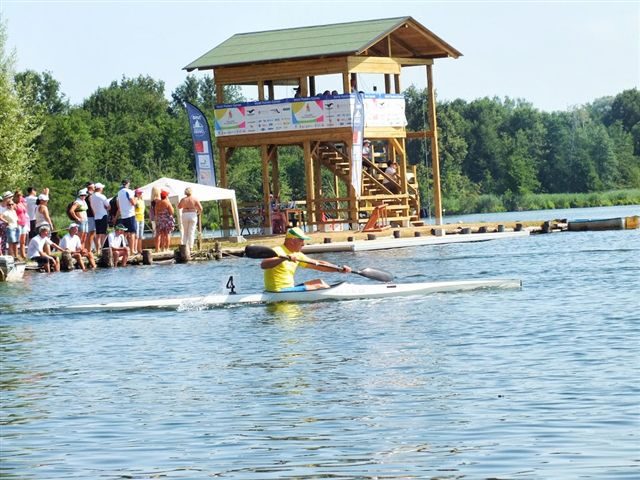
[{"left": 185, "top": 16, "right": 461, "bottom": 233}]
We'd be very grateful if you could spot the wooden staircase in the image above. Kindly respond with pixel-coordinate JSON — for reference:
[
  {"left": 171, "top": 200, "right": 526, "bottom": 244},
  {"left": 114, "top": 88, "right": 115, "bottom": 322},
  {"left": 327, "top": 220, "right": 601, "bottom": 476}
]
[{"left": 315, "top": 142, "right": 420, "bottom": 227}]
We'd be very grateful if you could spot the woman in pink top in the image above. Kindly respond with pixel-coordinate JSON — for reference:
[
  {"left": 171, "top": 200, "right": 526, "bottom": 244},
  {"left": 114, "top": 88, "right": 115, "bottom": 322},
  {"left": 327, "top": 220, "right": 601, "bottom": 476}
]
[{"left": 13, "top": 190, "right": 29, "bottom": 259}]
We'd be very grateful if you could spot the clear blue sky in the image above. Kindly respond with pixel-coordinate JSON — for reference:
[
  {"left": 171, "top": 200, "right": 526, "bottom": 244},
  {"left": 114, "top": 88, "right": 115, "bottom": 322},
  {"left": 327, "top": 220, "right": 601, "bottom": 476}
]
[{"left": 2, "top": 0, "right": 638, "bottom": 112}]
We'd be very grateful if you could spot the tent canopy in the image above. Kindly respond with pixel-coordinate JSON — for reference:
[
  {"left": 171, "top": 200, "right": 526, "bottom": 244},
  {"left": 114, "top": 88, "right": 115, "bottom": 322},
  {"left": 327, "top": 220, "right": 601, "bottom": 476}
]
[
  {"left": 137, "top": 177, "right": 243, "bottom": 240},
  {"left": 138, "top": 177, "right": 236, "bottom": 202}
]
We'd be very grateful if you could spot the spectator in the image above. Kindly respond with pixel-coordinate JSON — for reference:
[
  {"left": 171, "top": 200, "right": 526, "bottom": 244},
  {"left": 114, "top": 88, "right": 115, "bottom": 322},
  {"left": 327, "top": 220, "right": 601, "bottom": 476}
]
[
  {"left": 35, "top": 193, "right": 54, "bottom": 233},
  {"left": 133, "top": 188, "right": 145, "bottom": 254},
  {"left": 177, "top": 187, "right": 202, "bottom": 250},
  {"left": 117, "top": 179, "right": 137, "bottom": 254},
  {"left": 68, "top": 188, "right": 89, "bottom": 247},
  {"left": 106, "top": 224, "right": 129, "bottom": 267},
  {"left": 27, "top": 225, "right": 62, "bottom": 273},
  {"left": 25, "top": 187, "right": 38, "bottom": 238},
  {"left": 154, "top": 190, "right": 174, "bottom": 252},
  {"left": 60, "top": 223, "right": 96, "bottom": 270},
  {"left": 13, "top": 190, "right": 29, "bottom": 259},
  {"left": 90, "top": 183, "right": 110, "bottom": 251},
  {"left": 383, "top": 161, "right": 401, "bottom": 194},
  {"left": 0, "top": 192, "right": 19, "bottom": 257},
  {"left": 84, "top": 182, "right": 96, "bottom": 251}
]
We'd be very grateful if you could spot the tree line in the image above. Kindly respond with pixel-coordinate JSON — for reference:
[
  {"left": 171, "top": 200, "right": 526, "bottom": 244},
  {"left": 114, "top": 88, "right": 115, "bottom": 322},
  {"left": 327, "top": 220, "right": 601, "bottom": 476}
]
[{"left": 2, "top": 24, "right": 639, "bottom": 222}]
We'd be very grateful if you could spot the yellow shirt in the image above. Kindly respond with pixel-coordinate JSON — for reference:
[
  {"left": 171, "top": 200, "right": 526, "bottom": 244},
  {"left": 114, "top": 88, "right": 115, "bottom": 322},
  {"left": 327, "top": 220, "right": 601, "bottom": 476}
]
[
  {"left": 263, "top": 245, "right": 311, "bottom": 292},
  {"left": 135, "top": 198, "right": 145, "bottom": 222}
]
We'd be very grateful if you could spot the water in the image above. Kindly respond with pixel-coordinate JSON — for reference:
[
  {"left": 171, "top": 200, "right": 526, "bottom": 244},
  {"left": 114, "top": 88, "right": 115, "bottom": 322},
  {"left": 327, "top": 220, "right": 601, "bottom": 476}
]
[{"left": 1, "top": 206, "right": 639, "bottom": 479}]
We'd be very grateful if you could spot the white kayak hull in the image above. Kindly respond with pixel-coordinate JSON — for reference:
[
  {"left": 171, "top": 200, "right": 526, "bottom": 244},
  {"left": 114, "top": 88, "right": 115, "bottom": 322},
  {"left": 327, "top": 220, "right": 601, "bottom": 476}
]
[{"left": 61, "top": 279, "right": 522, "bottom": 313}]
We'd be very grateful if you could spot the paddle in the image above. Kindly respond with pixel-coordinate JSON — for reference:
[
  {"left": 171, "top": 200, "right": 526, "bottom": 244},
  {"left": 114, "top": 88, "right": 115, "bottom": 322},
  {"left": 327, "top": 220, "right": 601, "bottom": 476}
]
[{"left": 245, "top": 245, "right": 394, "bottom": 283}]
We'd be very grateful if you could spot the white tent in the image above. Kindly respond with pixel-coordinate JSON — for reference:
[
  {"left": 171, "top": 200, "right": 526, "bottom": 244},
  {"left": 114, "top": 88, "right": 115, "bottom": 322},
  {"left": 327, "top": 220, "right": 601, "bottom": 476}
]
[{"left": 138, "top": 177, "right": 244, "bottom": 242}]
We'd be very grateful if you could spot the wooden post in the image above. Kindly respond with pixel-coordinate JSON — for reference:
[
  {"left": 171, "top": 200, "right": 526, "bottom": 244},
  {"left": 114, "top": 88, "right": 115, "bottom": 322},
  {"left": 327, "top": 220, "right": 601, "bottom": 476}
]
[
  {"left": 426, "top": 63, "right": 443, "bottom": 225},
  {"left": 60, "top": 251, "right": 74, "bottom": 271},
  {"left": 261, "top": 145, "right": 272, "bottom": 234},
  {"left": 177, "top": 244, "right": 191, "bottom": 263},
  {"left": 142, "top": 249, "right": 154, "bottom": 265},
  {"left": 99, "top": 247, "right": 113, "bottom": 268},
  {"left": 303, "top": 140, "right": 315, "bottom": 227}
]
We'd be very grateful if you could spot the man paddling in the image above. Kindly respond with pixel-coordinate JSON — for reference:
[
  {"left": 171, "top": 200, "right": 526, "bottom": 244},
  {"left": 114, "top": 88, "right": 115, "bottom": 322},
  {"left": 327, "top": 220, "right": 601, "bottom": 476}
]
[{"left": 261, "top": 227, "right": 351, "bottom": 292}]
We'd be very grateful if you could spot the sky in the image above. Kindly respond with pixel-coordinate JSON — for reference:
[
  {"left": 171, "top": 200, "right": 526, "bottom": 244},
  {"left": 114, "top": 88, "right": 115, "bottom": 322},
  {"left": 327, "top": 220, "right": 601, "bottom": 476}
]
[{"left": 1, "top": 0, "right": 639, "bottom": 112}]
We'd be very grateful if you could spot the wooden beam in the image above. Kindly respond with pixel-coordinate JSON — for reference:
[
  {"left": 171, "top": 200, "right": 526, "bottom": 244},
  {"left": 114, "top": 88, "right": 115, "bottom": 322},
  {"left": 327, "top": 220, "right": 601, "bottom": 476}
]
[
  {"left": 257, "top": 80, "right": 265, "bottom": 101},
  {"left": 216, "top": 126, "right": 354, "bottom": 148},
  {"left": 270, "top": 145, "right": 280, "bottom": 199},
  {"left": 394, "top": 74, "right": 401, "bottom": 94},
  {"left": 261, "top": 145, "right": 272, "bottom": 232},
  {"left": 426, "top": 63, "right": 443, "bottom": 225},
  {"left": 405, "top": 130, "right": 434, "bottom": 139},
  {"left": 309, "top": 76, "right": 316, "bottom": 96},
  {"left": 346, "top": 56, "right": 402, "bottom": 74},
  {"left": 303, "top": 141, "right": 315, "bottom": 226},
  {"left": 342, "top": 72, "right": 351, "bottom": 94},
  {"left": 214, "top": 57, "right": 349, "bottom": 85}
]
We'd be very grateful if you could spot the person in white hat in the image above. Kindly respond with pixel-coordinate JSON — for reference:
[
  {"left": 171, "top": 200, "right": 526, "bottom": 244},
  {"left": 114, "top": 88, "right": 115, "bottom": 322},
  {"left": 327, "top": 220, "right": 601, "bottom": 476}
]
[
  {"left": 260, "top": 227, "right": 351, "bottom": 292},
  {"left": 60, "top": 223, "right": 96, "bottom": 271},
  {"left": 68, "top": 188, "right": 90, "bottom": 246},
  {"left": 35, "top": 193, "right": 54, "bottom": 233},
  {"left": 27, "top": 225, "right": 63, "bottom": 273}
]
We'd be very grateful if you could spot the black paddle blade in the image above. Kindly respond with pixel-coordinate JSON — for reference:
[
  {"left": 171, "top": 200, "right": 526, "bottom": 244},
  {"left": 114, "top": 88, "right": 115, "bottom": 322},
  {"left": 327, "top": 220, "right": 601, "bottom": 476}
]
[
  {"left": 356, "top": 268, "right": 394, "bottom": 283},
  {"left": 245, "top": 245, "right": 278, "bottom": 259}
]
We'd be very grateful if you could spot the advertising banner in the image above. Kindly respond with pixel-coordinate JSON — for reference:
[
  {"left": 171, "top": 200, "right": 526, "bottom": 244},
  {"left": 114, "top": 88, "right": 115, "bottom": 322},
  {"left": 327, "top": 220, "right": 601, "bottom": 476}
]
[
  {"left": 350, "top": 92, "right": 365, "bottom": 197},
  {"left": 186, "top": 102, "right": 216, "bottom": 186}
]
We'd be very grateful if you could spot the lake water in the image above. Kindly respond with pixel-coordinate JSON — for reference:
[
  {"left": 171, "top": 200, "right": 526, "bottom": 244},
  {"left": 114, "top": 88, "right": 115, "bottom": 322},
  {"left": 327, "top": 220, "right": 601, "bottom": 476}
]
[{"left": 1, "top": 205, "right": 639, "bottom": 479}]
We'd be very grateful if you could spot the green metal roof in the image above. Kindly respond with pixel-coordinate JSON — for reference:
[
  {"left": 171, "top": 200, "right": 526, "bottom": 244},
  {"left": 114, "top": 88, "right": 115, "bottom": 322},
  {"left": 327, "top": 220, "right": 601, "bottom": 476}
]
[{"left": 185, "top": 16, "right": 458, "bottom": 71}]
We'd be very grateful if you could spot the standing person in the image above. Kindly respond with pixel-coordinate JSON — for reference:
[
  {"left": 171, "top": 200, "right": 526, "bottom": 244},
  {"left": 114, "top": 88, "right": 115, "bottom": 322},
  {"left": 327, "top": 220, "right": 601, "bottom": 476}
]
[
  {"left": 106, "top": 224, "right": 129, "bottom": 267},
  {"left": 154, "top": 190, "right": 174, "bottom": 252},
  {"left": 90, "top": 183, "right": 110, "bottom": 250},
  {"left": 0, "top": 193, "right": 19, "bottom": 258},
  {"left": 60, "top": 223, "right": 96, "bottom": 270},
  {"left": 177, "top": 187, "right": 202, "bottom": 249},
  {"left": 68, "top": 188, "right": 89, "bottom": 247},
  {"left": 84, "top": 182, "right": 96, "bottom": 251},
  {"left": 35, "top": 193, "right": 54, "bottom": 232},
  {"left": 133, "top": 188, "right": 145, "bottom": 254},
  {"left": 25, "top": 186, "right": 38, "bottom": 238},
  {"left": 14, "top": 190, "right": 29, "bottom": 259},
  {"left": 117, "top": 179, "right": 136, "bottom": 254},
  {"left": 260, "top": 227, "right": 351, "bottom": 292},
  {"left": 27, "top": 225, "right": 63, "bottom": 273},
  {"left": 0, "top": 191, "right": 11, "bottom": 255},
  {"left": 149, "top": 186, "right": 162, "bottom": 239}
]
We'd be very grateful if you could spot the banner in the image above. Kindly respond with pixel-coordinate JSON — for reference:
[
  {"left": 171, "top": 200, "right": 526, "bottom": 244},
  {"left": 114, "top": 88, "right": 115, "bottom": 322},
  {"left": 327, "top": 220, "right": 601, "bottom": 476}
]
[
  {"left": 185, "top": 102, "right": 216, "bottom": 186},
  {"left": 350, "top": 92, "right": 365, "bottom": 197},
  {"left": 213, "top": 94, "right": 404, "bottom": 137}
]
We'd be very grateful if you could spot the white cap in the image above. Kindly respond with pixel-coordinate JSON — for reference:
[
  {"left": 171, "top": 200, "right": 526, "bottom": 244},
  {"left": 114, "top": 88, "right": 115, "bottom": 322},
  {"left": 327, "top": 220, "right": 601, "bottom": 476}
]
[
  {"left": 95, "top": 182, "right": 105, "bottom": 189},
  {"left": 68, "top": 222, "right": 79, "bottom": 229},
  {"left": 2, "top": 191, "right": 13, "bottom": 200},
  {"left": 78, "top": 188, "right": 88, "bottom": 196},
  {"left": 38, "top": 194, "right": 49, "bottom": 201}
]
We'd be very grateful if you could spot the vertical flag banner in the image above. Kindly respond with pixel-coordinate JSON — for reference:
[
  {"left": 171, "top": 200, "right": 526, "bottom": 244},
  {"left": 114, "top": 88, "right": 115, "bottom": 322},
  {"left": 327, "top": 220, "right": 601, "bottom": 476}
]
[
  {"left": 350, "top": 92, "right": 365, "bottom": 196},
  {"left": 185, "top": 102, "right": 216, "bottom": 186}
]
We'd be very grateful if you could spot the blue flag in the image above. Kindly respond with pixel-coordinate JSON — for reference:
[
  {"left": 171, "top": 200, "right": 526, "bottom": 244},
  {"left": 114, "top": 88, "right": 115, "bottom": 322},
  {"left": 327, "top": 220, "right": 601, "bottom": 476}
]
[{"left": 185, "top": 102, "right": 216, "bottom": 186}]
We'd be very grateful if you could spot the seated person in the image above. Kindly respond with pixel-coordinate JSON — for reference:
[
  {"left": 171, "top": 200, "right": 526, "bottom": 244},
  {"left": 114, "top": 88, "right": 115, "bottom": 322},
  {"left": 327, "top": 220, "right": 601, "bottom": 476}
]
[
  {"left": 260, "top": 227, "right": 351, "bottom": 292},
  {"left": 27, "top": 225, "right": 62, "bottom": 273},
  {"left": 383, "top": 161, "right": 401, "bottom": 194},
  {"left": 362, "top": 139, "right": 372, "bottom": 161},
  {"left": 60, "top": 222, "right": 96, "bottom": 270},
  {"left": 105, "top": 224, "right": 129, "bottom": 267}
]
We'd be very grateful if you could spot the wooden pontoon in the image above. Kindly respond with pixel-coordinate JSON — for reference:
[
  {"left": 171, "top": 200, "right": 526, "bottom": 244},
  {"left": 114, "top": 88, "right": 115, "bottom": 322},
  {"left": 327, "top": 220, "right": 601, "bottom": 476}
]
[{"left": 185, "top": 17, "right": 461, "bottom": 232}]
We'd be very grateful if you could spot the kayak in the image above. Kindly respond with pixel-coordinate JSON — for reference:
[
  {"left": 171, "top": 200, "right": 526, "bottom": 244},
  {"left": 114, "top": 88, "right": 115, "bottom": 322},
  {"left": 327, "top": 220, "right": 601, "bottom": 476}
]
[{"left": 60, "top": 279, "right": 522, "bottom": 313}]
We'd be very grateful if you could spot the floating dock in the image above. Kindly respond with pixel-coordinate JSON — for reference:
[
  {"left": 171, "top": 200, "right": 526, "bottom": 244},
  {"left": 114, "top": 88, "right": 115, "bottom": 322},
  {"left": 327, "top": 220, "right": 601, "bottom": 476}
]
[{"left": 303, "top": 230, "right": 530, "bottom": 253}]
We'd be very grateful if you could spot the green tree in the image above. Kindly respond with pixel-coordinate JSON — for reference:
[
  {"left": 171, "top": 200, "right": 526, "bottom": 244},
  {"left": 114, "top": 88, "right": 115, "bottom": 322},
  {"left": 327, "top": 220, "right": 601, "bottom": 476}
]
[{"left": 0, "top": 18, "right": 42, "bottom": 189}]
